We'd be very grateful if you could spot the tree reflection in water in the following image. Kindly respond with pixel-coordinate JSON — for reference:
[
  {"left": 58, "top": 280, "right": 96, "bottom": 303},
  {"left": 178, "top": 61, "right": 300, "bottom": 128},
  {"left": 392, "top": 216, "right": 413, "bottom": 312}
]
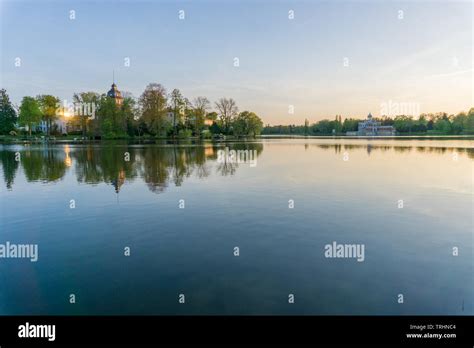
[
  {"left": 0, "top": 142, "right": 264, "bottom": 192},
  {"left": 0, "top": 141, "right": 472, "bottom": 191}
]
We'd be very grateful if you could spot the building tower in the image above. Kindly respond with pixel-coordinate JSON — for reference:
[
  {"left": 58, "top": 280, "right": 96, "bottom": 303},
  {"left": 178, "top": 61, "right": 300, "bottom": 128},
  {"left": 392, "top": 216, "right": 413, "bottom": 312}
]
[{"left": 107, "top": 72, "right": 123, "bottom": 106}]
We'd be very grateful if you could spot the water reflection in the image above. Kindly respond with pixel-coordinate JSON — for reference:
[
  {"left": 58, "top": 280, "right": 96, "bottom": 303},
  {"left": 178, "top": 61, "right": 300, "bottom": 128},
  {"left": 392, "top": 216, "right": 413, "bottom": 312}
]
[
  {"left": 0, "top": 150, "right": 19, "bottom": 190},
  {"left": 0, "top": 139, "right": 472, "bottom": 315},
  {"left": 313, "top": 143, "right": 474, "bottom": 157},
  {"left": 0, "top": 142, "right": 265, "bottom": 192},
  {"left": 0, "top": 141, "right": 472, "bottom": 192}
]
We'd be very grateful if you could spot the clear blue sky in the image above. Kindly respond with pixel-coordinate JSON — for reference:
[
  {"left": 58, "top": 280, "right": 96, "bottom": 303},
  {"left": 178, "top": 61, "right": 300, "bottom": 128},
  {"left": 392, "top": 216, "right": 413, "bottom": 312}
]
[{"left": 1, "top": 0, "right": 472, "bottom": 124}]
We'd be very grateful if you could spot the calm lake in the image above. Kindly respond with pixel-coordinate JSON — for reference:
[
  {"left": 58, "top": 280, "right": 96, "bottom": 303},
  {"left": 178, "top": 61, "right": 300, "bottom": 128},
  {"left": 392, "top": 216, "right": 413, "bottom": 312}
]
[{"left": 0, "top": 138, "right": 472, "bottom": 315}]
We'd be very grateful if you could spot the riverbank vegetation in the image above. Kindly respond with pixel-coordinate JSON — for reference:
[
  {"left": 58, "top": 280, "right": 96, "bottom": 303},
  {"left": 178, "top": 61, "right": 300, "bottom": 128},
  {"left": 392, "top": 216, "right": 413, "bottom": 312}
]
[
  {"left": 0, "top": 87, "right": 263, "bottom": 140},
  {"left": 263, "top": 110, "right": 474, "bottom": 136},
  {"left": 2, "top": 87, "right": 472, "bottom": 140}
]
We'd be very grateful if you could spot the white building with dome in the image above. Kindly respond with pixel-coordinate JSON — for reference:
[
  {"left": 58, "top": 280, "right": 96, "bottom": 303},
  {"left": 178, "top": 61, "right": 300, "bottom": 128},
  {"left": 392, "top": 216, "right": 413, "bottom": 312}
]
[{"left": 356, "top": 113, "right": 395, "bottom": 136}]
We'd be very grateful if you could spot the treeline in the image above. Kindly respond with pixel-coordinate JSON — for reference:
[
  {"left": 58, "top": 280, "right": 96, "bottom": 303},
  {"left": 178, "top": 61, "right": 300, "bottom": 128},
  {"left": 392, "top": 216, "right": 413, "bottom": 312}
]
[
  {"left": 263, "top": 110, "right": 474, "bottom": 135},
  {"left": 0, "top": 86, "right": 264, "bottom": 139}
]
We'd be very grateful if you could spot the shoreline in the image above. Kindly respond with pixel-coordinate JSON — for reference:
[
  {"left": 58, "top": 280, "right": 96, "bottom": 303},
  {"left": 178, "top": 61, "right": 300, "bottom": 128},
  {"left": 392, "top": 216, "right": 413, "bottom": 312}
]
[{"left": 1, "top": 134, "right": 473, "bottom": 145}]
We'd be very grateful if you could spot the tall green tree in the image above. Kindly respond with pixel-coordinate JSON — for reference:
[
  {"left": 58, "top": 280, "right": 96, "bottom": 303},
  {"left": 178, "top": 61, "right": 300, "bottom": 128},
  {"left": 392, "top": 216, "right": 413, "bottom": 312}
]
[
  {"left": 121, "top": 96, "right": 138, "bottom": 136},
  {"left": 312, "top": 119, "right": 333, "bottom": 134},
  {"left": 96, "top": 96, "right": 127, "bottom": 138},
  {"left": 434, "top": 117, "right": 452, "bottom": 134},
  {"left": 72, "top": 91, "right": 100, "bottom": 137},
  {"left": 342, "top": 118, "right": 359, "bottom": 132},
  {"left": 169, "top": 89, "right": 186, "bottom": 135},
  {"left": 233, "top": 111, "right": 263, "bottom": 137},
  {"left": 37, "top": 94, "right": 59, "bottom": 135},
  {"left": 393, "top": 115, "right": 414, "bottom": 133},
  {"left": 465, "top": 108, "right": 474, "bottom": 134},
  {"left": 304, "top": 118, "right": 309, "bottom": 135},
  {"left": 0, "top": 89, "right": 17, "bottom": 134},
  {"left": 334, "top": 115, "right": 342, "bottom": 133},
  {"left": 207, "top": 111, "right": 218, "bottom": 122},
  {"left": 18, "top": 97, "right": 42, "bottom": 136},
  {"left": 139, "top": 83, "right": 169, "bottom": 136}
]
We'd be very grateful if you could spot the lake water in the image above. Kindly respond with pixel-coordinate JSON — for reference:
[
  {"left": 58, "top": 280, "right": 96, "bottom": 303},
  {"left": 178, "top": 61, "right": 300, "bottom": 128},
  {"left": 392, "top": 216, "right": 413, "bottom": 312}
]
[{"left": 0, "top": 138, "right": 472, "bottom": 315}]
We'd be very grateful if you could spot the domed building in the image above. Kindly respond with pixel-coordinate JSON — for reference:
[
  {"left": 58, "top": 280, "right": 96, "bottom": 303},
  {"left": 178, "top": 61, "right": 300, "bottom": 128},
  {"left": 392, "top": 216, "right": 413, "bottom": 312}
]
[
  {"left": 107, "top": 82, "right": 123, "bottom": 106},
  {"left": 357, "top": 113, "right": 395, "bottom": 136}
]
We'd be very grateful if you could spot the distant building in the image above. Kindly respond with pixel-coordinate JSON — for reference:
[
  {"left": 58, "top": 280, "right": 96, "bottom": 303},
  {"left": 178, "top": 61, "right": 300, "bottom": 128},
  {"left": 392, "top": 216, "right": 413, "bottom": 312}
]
[
  {"left": 30, "top": 82, "right": 122, "bottom": 135},
  {"left": 37, "top": 118, "right": 68, "bottom": 135},
  {"left": 166, "top": 109, "right": 214, "bottom": 128},
  {"left": 107, "top": 82, "right": 123, "bottom": 106},
  {"left": 166, "top": 110, "right": 178, "bottom": 127},
  {"left": 355, "top": 113, "right": 395, "bottom": 136}
]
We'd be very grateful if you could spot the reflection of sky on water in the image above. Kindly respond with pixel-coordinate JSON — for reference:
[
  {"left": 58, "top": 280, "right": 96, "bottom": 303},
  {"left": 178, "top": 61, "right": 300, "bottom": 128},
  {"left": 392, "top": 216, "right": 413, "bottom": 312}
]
[{"left": 0, "top": 139, "right": 472, "bottom": 315}]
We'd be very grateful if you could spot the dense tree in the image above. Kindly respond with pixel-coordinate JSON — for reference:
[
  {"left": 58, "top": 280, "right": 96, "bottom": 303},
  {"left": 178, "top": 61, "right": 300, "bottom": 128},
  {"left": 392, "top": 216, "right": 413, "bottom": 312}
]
[
  {"left": 312, "top": 119, "right": 334, "bottom": 134},
  {"left": 233, "top": 111, "right": 263, "bottom": 137},
  {"left": 121, "top": 96, "right": 138, "bottom": 137},
  {"left": 139, "top": 83, "right": 169, "bottom": 136},
  {"left": 434, "top": 117, "right": 452, "bottom": 134},
  {"left": 96, "top": 95, "right": 129, "bottom": 138},
  {"left": 465, "top": 108, "right": 474, "bottom": 133},
  {"left": 36, "top": 95, "right": 59, "bottom": 135},
  {"left": 72, "top": 92, "right": 100, "bottom": 137},
  {"left": 0, "top": 89, "right": 17, "bottom": 134},
  {"left": 342, "top": 118, "right": 359, "bottom": 132},
  {"left": 169, "top": 89, "right": 187, "bottom": 135},
  {"left": 393, "top": 116, "right": 413, "bottom": 133},
  {"left": 263, "top": 110, "right": 474, "bottom": 136},
  {"left": 334, "top": 115, "right": 342, "bottom": 133},
  {"left": 209, "top": 121, "right": 222, "bottom": 134},
  {"left": 304, "top": 118, "right": 309, "bottom": 135},
  {"left": 18, "top": 97, "right": 42, "bottom": 136},
  {"left": 207, "top": 111, "right": 218, "bottom": 122},
  {"left": 452, "top": 112, "right": 466, "bottom": 134}
]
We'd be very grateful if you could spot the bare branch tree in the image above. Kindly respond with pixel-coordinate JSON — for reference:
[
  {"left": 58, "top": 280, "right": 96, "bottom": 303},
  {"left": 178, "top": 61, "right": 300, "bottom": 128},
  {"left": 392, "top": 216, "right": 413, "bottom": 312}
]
[{"left": 215, "top": 98, "right": 238, "bottom": 134}]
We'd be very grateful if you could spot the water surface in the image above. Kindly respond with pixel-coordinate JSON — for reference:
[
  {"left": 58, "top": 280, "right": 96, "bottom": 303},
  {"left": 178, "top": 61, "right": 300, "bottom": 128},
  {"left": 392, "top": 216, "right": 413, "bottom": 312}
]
[{"left": 0, "top": 138, "right": 472, "bottom": 315}]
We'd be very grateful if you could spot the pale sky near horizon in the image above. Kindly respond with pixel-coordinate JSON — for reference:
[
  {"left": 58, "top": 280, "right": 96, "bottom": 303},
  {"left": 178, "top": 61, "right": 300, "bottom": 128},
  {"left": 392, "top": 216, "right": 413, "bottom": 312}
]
[{"left": 0, "top": 0, "right": 472, "bottom": 125}]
